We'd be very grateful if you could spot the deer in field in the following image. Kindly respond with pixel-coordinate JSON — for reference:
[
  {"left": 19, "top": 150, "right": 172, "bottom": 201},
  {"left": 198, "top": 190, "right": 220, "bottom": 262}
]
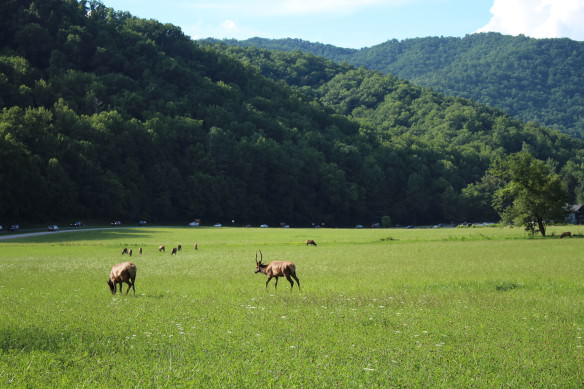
[
  {"left": 171, "top": 247, "right": 178, "bottom": 255},
  {"left": 254, "top": 250, "right": 300, "bottom": 290},
  {"left": 560, "top": 231, "right": 572, "bottom": 238},
  {"left": 177, "top": 244, "right": 182, "bottom": 251},
  {"left": 121, "top": 247, "right": 129, "bottom": 255},
  {"left": 139, "top": 247, "right": 143, "bottom": 255},
  {"left": 158, "top": 245, "right": 165, "bottom": 252},
  {"left": 107, "top": 262, "right": 137, "bottom": 295},
  {"left": 194, "top": 242, "right": 198, "bottom": 250},
  {"left": 305, "top": 239, "right": 317, "bottom": 246},
  {"left": 128, "top": 248, "right": 133, "bottom": 256}
]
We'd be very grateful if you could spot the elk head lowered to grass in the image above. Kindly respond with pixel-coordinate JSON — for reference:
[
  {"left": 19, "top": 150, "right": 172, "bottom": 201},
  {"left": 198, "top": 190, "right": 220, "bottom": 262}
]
[
  {"left": 560, "top": 231, "right": 572, "bottom": 238},
  {"left": 254, "top": 250, "right": 300, "bottom": 290},
  {"left": 107, "top": 261, "right": 137, "bottom": 295},
  {"left": 305, "top": 239, "right": 317, "bottom": 246}
]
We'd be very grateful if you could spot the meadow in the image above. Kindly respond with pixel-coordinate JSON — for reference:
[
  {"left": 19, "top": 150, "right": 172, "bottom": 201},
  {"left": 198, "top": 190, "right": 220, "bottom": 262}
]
[{"left": 0, "top": 226, "right": 583, "bottom": 388}]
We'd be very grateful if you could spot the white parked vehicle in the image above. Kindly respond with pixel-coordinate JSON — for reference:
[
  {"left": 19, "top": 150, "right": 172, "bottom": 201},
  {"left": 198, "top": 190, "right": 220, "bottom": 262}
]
[
  {"left": 188, "top": 221, "right": 200, "bottom": 227},
  {"left": 260, "top": 224, "right": 269, "bottom": 228},
  {"left": 48, "top": 225, "right": 59, "bottom": 231}
]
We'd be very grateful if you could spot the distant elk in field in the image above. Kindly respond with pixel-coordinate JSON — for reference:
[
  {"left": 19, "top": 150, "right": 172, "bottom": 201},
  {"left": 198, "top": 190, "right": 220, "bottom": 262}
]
[
  {"left": 171, "top": 247, "right": 178, "bottom": 255},
  {"left": 121, "top": 247, "right": 129, "bottom": 255},
  {"left": 139, "top": 247, "right": 143, "bottom": 255},
  {"left": 107, "top": 261, "right": 137, "bottom": 295},
  {"left": 158, "top": 245, "right": 165, "bottom": 252},
  {"left": 305, "top": 239, "right": 317, "bottom": 246},
  {"left": 560, "top": 231, "right": 572, "bottom": 238},
  {"left": 128, "top": 248, "right": 133, "bottom": 256},
  {"left": 194, "top": 242, "right": 198, "bottom": 250},
  {"left": 177, "top": 244, "right": 182, "bottom": 251},
  {"left": 254, "top": 250, "right": 300, "bottom": 290}
]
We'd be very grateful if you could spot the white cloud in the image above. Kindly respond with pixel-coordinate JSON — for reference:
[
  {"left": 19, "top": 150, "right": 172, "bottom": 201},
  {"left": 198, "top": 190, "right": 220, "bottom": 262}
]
[
  {"left": 477, "top": 0, "right": 584, "bottom": 41},
  {"left": 185, "top": 19, "right": 255, "bottom": 40},
  {"left": 220, "top": 19, "right": 238, "bottom": 31}
]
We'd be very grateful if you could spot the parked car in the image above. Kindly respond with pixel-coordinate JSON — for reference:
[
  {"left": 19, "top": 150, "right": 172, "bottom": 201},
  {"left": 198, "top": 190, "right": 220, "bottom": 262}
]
[
  {"left": 188, "top": 221, "right": 200, "bottom": 227},
  {"left": 0, "top": 225, "right": 3, "bottom": 231},
  {"left": 70, "top": 221, "right": 83, "bottom": 227},
  {"left": 259, "top": 224, "right": 269, "bottom": 228},
  {"left": 138, "top": 220, "right": 148, "bottom": 225},
  {"left": 213, "top": 223, "right": 222, "bottom": 227},
  {"left": 111, "top": 220, "right": 122, "bottom": 225},
  {"left": 8, "top": 224, "right": 20, "bottom": 231},
  {"left": 48, "top": 225, "right": 59, "bottom": 231},
  {"left": 355, "top": 224, "right": 364, "bottom": 229}
]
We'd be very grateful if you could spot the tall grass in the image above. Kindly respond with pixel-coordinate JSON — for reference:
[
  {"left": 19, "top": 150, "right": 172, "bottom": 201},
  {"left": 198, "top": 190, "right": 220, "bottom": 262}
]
[{"left": 0, "top": 226, "right": 583, "bottom": 387}]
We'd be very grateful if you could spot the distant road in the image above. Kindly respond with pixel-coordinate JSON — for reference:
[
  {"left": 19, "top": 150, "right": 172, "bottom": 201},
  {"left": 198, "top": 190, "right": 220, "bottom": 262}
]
[{"left": 0, "top": 227, "right": 127, "bottom": 241}]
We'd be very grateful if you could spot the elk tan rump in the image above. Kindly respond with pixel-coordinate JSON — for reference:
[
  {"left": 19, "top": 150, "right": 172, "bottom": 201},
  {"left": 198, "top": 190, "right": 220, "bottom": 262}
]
[{"left": 110, "top": 261, "right": 137, "bottom": 282}]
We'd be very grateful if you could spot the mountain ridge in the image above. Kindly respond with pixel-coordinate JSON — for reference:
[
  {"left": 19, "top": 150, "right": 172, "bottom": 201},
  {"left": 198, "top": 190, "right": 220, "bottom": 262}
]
[{"left": 216, "top": 33, "right": 584, "bottom": 138}]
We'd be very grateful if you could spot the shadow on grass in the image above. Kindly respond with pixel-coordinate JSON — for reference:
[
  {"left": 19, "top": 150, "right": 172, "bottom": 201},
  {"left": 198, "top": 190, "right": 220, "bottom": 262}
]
[{"left": 0, "top": 326, "right": 87, "bottom": 353}]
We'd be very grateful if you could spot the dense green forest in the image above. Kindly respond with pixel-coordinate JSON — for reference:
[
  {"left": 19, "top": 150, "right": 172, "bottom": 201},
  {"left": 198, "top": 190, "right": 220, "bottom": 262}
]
[
  {"left": 1, "top": 1, "right": 584, "bottom": 227},
  {"left": 219, "top": 34, "right": 584, "bottom": 138}
]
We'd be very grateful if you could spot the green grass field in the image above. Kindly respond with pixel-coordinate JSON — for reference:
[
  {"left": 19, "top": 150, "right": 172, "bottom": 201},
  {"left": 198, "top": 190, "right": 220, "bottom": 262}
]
[{"left": 1, "top": 226, "right": 583, "bottom": 388}]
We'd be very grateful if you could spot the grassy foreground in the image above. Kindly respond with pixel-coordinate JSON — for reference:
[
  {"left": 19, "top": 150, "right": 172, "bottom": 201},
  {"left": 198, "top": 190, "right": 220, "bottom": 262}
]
[{"left": 0, "top": 226, "right": 583, "bottom": 388}]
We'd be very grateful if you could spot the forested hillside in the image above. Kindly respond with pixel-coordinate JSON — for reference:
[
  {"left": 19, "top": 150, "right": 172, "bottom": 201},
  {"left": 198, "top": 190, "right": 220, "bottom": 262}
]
[
  {"left": 222, "top": 34, "right": 584, "bottom": 138},
  {"left": 2, "top": 1, "right": 584, "bottom": 227}
]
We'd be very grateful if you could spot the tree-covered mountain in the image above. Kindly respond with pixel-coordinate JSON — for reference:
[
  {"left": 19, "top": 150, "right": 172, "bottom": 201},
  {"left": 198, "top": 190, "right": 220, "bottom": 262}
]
[
  {"left": 220, "top": 34, "right": 584, "bottom": 138},
  {"left": 205, "top": 43, "right": 584, "bottom": 220},
  {"left": 2, "top": 1, "right": 584, "bottom": 227}
]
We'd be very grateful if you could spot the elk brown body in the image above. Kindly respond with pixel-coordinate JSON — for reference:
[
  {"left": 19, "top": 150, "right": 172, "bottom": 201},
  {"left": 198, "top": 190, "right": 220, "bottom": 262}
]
[
  {"left": 560, "top": 231, "right": 572, "bottom": 238},
  {"left": 255, "top": 250, "right": 300, "bottom": 290},
  {"left": 158, "top": 245, "right": 165, "bottom": 252},
  {"left": 107, "top": 261, "right": 137, "bottom": 295},
  {"left": 305, "top": 239, "right": 317, "bottom": 246}
]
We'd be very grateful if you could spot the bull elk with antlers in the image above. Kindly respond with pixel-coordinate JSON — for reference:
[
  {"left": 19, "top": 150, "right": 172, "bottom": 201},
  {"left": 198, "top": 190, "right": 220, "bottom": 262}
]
[{"left": 254, "top": 250, "right": 300, "bottom": 290}]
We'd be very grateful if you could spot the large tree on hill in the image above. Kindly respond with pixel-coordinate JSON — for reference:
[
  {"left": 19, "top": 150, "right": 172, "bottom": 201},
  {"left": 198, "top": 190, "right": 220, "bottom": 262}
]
[{"left": 491, "top": 151, "right": 568, "bottom": 236}]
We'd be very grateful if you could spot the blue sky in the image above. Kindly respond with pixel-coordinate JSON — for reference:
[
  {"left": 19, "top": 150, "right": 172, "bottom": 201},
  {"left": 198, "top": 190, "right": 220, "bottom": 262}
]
[{"left": 101, "top": 0, "right": 584, "bottom": 49}]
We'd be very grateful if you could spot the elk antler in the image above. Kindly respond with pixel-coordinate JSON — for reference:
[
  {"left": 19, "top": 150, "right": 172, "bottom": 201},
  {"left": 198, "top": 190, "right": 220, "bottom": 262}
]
[{"left": 258, "top": 249, "right": 263, "bottom": 264}]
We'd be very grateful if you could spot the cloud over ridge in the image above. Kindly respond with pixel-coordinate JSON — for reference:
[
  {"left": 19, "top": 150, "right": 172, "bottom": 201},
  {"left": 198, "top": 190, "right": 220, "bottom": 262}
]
[{"left": 477, "top": 0, "right": 584, "bottom": 41}]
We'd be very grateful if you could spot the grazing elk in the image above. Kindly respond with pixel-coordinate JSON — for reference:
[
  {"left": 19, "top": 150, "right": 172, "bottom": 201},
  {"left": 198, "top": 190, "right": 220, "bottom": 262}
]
[
  {"left": 128, "top": 248, "right": 133, "bottom": 256},
  {"left": 158, "top": 245, "right": 165, "bottom": 252},
  {"left": 139, "top": 247, "right": 143, "bottom": 255},
  {"left": 177, "top": 244, "right": 182, "bottom": 251},
  {"left": 194, "top": 242, "right": 198, "bottom": 250},
  {"left": 305, "top": 239, "right": 317, "bottom": 246},
  {"left": 560, "top": 231, "right": 572, "bottom": 239},
  {"left": 107, "top": 261, "right": 137, "bottom": 295},
  {"left": 254, "top": 250, "right": 300, "bottom": 290},
  {"left": 121, "top": 247, "right": 129, "bottom": 255},
  {"left": 171, "top": 247, "right": 178, "bottom": 255}
]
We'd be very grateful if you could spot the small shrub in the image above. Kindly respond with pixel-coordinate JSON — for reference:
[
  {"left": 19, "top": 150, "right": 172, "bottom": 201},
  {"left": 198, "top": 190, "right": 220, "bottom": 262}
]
[{"left": 496, "top": 282, "right": 521, "bottom": 291}]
